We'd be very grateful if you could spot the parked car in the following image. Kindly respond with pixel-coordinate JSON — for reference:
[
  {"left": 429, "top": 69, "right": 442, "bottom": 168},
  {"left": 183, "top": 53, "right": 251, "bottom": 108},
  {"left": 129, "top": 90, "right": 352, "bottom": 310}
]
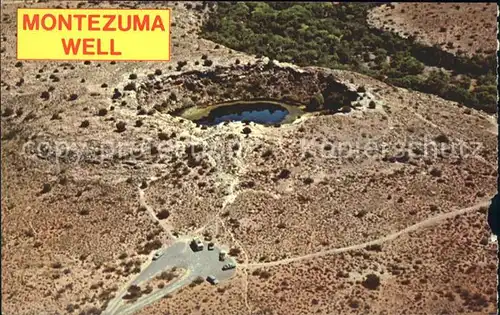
[
  {"left": 152, "top": 250, "right": 164, "bottom": 261},
  {"left": 190, "top": 238, "right": 204, "bottom": 252},
  {"left": 208, "top": 242, "right": 215, "bottom": 250},
  {"left": 222, "top": 263, "right": 236, "bottom": 271},
  {"left": 219, "top": 250, "right": 227, "bottom": 261},
  {"left": 207, "top": 275, "right": 219, "bottom": 285}
]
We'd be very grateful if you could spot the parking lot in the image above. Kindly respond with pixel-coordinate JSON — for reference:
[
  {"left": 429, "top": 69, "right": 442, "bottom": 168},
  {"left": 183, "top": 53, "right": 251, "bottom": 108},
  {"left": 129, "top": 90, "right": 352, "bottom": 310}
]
[{"left": 105, "top": 238, "right": 237, "bottom": 315}]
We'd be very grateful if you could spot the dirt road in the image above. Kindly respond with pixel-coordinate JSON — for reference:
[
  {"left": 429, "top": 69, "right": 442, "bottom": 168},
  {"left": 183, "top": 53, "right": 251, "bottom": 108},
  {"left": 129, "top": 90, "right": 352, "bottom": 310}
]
[{"left": 244, "top": 200, "right": 491, "bottom": 268}]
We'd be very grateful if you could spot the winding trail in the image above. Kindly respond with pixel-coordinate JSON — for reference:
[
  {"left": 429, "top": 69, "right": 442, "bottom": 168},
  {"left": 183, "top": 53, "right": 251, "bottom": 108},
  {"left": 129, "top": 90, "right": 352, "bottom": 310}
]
[
  {"left": 243, "top": 199, "right": 490, "bottom": 268},
  {"left": 138, "top": 180, "right": 176, "bottom": 240}
]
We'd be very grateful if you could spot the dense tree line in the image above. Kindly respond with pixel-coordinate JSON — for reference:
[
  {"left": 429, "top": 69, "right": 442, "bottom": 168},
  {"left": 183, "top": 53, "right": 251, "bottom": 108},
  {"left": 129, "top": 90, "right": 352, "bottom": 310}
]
[{"left": 201, "top": 2, "right": 497, "bottom": 113}]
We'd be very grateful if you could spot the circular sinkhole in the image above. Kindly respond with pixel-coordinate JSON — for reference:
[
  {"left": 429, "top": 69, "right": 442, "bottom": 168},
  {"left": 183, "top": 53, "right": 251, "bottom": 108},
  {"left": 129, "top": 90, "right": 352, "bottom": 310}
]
[{"left": 175, "top": 100, "right": 304, "bottom": 126}]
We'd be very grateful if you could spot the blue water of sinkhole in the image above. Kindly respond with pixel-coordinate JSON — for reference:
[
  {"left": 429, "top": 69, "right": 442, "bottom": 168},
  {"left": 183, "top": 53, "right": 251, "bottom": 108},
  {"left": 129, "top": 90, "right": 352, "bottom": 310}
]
[{"left": 194, "top": 102, "right": 290, "bottom": 126}]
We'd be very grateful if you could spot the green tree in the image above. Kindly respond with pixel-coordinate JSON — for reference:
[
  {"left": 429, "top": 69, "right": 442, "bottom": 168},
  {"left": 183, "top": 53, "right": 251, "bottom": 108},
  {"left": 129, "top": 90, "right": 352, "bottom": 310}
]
[
  {"left": 399, "top": 56, "right": 425, "bottom": 76},
  {"left": 423, "top": 70, "right": 450, "bottom": 95},
  {"left": 444, "top": 86, "right": 478, "bottom": 106},
  {"left": 307, "top": 93, "right": 325, "bottom": 111},
  {"left": 201, "top": 2, "right": 496, "bottom": 113}
]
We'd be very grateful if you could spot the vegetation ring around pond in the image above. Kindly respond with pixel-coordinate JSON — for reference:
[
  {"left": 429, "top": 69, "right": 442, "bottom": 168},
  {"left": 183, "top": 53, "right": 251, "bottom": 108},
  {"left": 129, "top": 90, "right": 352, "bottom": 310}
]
[{"left": 175, "top": 100, "right": 306, "bottom": 126}]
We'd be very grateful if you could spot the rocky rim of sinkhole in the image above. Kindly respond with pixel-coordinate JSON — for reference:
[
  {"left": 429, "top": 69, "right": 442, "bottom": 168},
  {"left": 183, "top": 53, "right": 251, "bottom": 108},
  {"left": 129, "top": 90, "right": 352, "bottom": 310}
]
[{"left": 128, "top": 59, "right": 381, "bottom": 126}]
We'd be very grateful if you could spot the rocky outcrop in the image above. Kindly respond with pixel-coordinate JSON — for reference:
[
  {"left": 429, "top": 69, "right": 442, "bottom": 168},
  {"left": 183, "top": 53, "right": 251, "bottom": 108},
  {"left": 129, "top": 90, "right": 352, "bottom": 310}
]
[{"left": 135, "top": 59, "right": 361, "bottom": 115}]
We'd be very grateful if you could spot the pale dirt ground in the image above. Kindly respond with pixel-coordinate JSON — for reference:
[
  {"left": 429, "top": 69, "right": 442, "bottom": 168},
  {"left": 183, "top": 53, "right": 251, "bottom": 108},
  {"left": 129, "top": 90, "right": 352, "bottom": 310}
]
[
  {"left": 368, "top": 3, "right": 498, "bottom": 57},
  {"left": 246, "top": 209, "right": 495, "bottom": 315},
  {"left": 134, "top": 273, "right": 248, "bottom": 315},
  {"left": 1, "top": 1, "right": 497, "bottom": 315}
]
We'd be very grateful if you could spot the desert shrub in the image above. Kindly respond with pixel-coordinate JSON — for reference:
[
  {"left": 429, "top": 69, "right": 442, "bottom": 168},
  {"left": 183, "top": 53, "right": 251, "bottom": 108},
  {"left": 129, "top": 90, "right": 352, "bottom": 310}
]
[
  {"left": 429, "top": 204, "right": 439, "bottom": 212},
  {"left": 261, "top": 149, "right": 273, "bottom": 158},
  {"left": 348, "top": 299, "right": 360, "bottom": 309},
  {"left": 84, "top": 306, "right": 102, "bottom": 315},
  {"left": 123, "top": 285, "right": 142, "bottom": 300},
  {"left": 355, "top": 209, "right": 367, "bottom": 218},
  {"left": 361, "top": 273, "right": 381, "bottom": 290},
  {"left": 142, "top": 285, "right": 153, "bottom": 294},
  {"left": 259, "top": 270, "right": 272, "bottom": 279},
  {"left": 138, "top": 239, "right": 162, "bottom": 255},
  {"left": 2, "top": 107, "right": 14, "bottom": 117},
  {"left": 176, "top": 60, "right": 188, "bottom": 71},
  {"left": 303, "top": 177, "right": 314, "bottom": 185},
  {"left": 365, "top": 244, "right": 382, "bottom": 251},
  {"left": 123, "top": 82, "right": 136, "bottom": 91},
  {"left": 433, "top": 133, "right": 450, "bottom": 143},
  {"left": 229, "top": 247, "right": 241, "bottom": 256},
  {"left": 112, "top": 89, "right": 122, "bottom": 99},
  {"left": 51, "top": 113, "right": 61, "bottom": 120},
  {"left": 41, "top": 183, "right": 52, "bottom": 194},
  {"left": 429, "top": 167, "right": 442, "bottom": 177},
  {"left": 51, "top": 262, "right": 62, "bottom": 269},
  {"left": 277, "top": 169, "right": 291, "bottom": 179},
  {"left": 156, "top": 209, "right": 170, "bottom": 220},
  {"left": 157, "top": 270, "right": 177, "bottom": 281},
  {"left": 147, "top": 144, "right": 159, "bottom": 156},
  {"left": 191, "top": 276, "right": 205, "bottom": 286},
  {"left": 116, "top": 121, "right": 126, "bottom": 132},
  {"left": 40, "top": 91, "right": 50, "bottom": 100},
  {"left": 66, "top": 304, "right": 75, "bottom": 313}
]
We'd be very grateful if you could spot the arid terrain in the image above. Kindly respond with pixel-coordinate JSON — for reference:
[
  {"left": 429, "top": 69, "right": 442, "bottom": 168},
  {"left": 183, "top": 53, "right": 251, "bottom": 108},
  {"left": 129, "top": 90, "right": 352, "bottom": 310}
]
[
  {"left": 1, "top": 1, "right": 497, "bottom": 315},
  {"left": 369, "top": 3, "right": 497, "bottom": 57}
]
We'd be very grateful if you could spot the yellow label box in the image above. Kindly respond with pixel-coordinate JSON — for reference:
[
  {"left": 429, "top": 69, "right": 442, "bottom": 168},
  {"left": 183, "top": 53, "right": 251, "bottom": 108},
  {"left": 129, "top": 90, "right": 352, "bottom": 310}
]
[{"left": 17, "top": 8, "right": 171, "bottom": 61}]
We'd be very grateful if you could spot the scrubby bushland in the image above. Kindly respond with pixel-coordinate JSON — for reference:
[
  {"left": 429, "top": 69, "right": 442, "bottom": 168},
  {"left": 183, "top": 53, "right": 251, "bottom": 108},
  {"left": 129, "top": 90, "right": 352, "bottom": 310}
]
[{"left": 201, "top": 2, "right": 497, "bottom": 113}]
